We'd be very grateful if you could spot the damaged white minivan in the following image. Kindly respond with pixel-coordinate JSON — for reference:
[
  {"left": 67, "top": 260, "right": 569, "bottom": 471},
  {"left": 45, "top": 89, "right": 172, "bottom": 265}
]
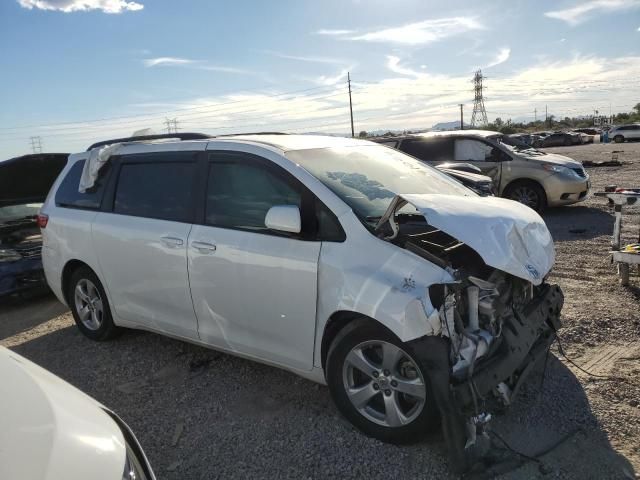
[{"left": 41, "top": 133, "right": 563, "bottom": 471}]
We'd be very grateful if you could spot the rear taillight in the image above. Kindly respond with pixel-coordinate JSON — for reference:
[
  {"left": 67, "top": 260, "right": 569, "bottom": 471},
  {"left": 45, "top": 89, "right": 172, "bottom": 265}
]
[{"left": 37, "top": 213, "right": 49, "bottom": 228}]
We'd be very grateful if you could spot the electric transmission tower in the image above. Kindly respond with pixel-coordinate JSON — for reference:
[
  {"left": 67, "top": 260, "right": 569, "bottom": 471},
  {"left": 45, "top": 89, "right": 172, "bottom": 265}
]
[
  {"left": 164, "top": 118, "right": 179, "bottom": 133},
  {"left": 29, "top": 136, "right": 43, "bottom": 154},
  {"left": 470, "top": 70, "right": 488, "bottom": 127}
]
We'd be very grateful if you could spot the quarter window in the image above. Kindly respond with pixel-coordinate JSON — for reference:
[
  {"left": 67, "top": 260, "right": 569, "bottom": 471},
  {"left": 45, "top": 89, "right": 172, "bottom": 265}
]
[
  {"left": 55, "top": 160, "right": 110, "bottom": 209},
  {"left": 205, "top": 159, "right": 301, "bottom": 232},
  {"left": 114, "top": 161, "right": 196, "bottom": 222},
  {"left": 399, "top": 138, "right": 453, "bottom": 162}
]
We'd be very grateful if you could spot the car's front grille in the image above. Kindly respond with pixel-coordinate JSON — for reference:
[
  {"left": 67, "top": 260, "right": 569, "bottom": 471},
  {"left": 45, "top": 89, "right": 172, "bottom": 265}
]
[
  {"left": 14, "top": 244, "right": 41, "bottom": 259},
  {"left": 572, "top": 167, "right": 587, "bottom": 178}
]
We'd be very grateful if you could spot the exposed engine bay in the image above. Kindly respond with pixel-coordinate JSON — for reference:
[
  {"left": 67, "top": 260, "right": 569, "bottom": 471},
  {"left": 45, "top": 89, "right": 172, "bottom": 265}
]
[
  {"left": 0, "top": 214, "right": 45, "bottom": 296},
  {"left": 375, "top": 196, "right": 564, "bottom": 472}
]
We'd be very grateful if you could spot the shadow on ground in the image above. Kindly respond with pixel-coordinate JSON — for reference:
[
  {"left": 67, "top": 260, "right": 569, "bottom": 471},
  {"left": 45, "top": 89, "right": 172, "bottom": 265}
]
[
  {"left": 6, "top": 316, "right": 636, "bottom": 479},
  {"left": 543, "top": 206, "right": 614, "bottom": 241},
  {"left": 0, "top": 292, "right": 68, "bottom": 340}
]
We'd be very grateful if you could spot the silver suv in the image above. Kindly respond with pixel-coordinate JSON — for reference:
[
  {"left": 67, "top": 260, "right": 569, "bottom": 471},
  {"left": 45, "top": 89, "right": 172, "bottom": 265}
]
[{"left": 374, "top": 130, "right": 590, "bottom": 212}]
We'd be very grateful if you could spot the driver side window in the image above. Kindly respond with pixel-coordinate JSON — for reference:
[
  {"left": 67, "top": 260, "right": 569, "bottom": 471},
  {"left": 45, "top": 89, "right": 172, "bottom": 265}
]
[{"left": 454, "top": 139, "right": 496, "bottom": 162}]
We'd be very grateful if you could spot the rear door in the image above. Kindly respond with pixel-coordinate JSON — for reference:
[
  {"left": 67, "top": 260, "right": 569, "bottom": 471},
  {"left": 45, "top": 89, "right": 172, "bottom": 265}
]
[
  {"left": 187, "top": 151, "right": 322, "bottom": 371},
  {"left": 92, "top": 152, "right": 200, "bottom": 339}
]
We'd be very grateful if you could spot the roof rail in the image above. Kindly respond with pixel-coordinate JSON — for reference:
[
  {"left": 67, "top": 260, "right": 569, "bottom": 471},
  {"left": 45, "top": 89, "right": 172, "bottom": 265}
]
[
  {"left": 87, "top": 133, "right": 211, "bottom": 151},
  {"left": 215, "top": 132, "right": 288, "bottom": 137}
]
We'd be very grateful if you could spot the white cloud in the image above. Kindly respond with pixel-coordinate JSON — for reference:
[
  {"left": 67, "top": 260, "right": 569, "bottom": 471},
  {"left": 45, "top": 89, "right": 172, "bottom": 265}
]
[
  {"left": 544, "top": 0, "right": 640, "bottom": 26},
  {"left": 316, "top": 29, "right": 355, "bottom": 36},
  {"left": 348, "top": 17, "right": 484, "bottom": 45},
  {"left": 485, "top": 47, "right": 511, "bottom": 68},
  {"left": 143, "top": 57, "right": 195, "bottom": 67},
  {"left": 262, "top": 50, "right": 346, "bottom": 65},
  {"left": 386, "top": 56, "right": 425, "bottom": 78},
  {"left": 143, "top": 57, "right": 255, "bottom": 75},
  {"left": 17, "top": 0, "right": 143, "bottom": 13},
  {"left": 315, "top": 68, "right": 351, "bottom": 86}
]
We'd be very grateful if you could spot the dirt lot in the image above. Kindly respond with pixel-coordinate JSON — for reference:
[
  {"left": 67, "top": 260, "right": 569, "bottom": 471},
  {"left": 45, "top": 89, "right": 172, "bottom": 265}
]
[{"left": 1, "top": 142, "right": 639, "bottom": 479}]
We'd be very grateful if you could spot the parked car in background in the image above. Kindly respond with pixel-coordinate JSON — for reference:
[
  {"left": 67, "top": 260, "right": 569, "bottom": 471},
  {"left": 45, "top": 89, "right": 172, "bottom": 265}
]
[
  {"left": 608, "top": 124, "right": 640, "bottom": 143},
  {"left": 373, "top": 130, "right": 589, "bottom": 211},
  {"left": 0, "top": 153, "right": 68, "bottom": 297},
  {"left": 40, "top": 133, "right": 564, "bottom": 471},
  {"left": 538, "top": 131, "right": 580, "bottom": 147},
  {"left": 0, "top": 346, "right": 156, "bottom": 480},
  {"left": 509, "top": 133, "right": 534, "bottom": 146},
  {"left": 573, "top": 128, "right": 601, "bottom": 136}
]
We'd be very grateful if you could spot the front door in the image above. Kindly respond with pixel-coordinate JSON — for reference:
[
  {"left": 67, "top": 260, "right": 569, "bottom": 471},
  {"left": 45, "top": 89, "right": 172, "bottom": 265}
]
[
  {"left": 92, "top": 153, "right": 199, "bottom": 339},
  {"left": 452, "top": 137, "right": 503, "bottom": 186},
  {"left": 188, "top": 152, "right": 321, "bottom": 371}
]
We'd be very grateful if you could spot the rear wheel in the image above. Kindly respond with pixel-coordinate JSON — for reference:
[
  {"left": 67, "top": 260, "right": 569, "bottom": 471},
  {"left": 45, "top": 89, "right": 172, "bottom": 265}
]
[
  {"left": 614, "top": 135, "right": 624, "bottom": 143},
  {"left": 326, "top": 319, "right": 438, "bottom": 444},
  {"left": 503, "top": 180, "right": 547, "bottom": 212},
  {"left": 68, "top": 266, "right": 120, "bottom": 341}
]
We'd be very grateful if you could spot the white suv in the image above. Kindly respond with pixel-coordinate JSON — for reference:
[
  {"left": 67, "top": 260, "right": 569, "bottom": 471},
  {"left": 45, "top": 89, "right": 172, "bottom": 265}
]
[
  {"left": 609, "top": 124, "right": 640, "bottom": 143},
  {"left": 41, "top": 133, "right": 563, "bottom": 470}
]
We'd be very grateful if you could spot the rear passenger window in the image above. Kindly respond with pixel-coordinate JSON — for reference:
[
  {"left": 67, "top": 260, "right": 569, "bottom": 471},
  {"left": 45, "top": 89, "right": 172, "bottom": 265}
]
[
  {"left": 55, "top": 160, "right": 109, "bottom": 209},
  {"left": 400, "top": 138, "right": 453, "bottom": 162},
  {"left": 114, "top": 161, "right": 195, "bottom": 222},
  {"left": 206, "top": 160, "right": 301, "bottom": 232}
]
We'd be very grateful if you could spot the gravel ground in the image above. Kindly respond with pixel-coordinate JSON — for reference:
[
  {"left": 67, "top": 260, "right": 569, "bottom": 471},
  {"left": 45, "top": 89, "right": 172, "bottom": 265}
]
[{"left": 1, "top": 141, "right": 639, "bottom": 479}]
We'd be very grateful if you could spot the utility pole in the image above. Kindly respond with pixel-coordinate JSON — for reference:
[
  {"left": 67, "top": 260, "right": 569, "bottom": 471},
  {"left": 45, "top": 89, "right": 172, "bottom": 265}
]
[
  {"left": 347, "top": 72, "right": 354, "bottom": 138},
  {"left": 470, "top": 70, "right": 488, "bottom": 127},
  {"left": 459, "top": 104, "right": 464, "bottom": 130},
  {"left": 29, "top": 136, "right": 42, "bottom": 154},
  {"left": 534, "top": 108, "right": 537, "bottom": 122},
  {"left": 545, "top": 105, "right": 548, "bottom": 125}
]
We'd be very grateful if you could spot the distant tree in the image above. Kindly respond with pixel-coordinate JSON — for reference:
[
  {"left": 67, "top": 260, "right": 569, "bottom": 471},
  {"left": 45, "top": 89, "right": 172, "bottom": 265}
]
[
  {"left": 494, "top": 117, "right": 504, "bottom": 128},
  {"left": 633, "top": 103, "right": 640, "bottom": 115},
  {"left": 358, "top": 130, "right": 367, "bottom": 138}
]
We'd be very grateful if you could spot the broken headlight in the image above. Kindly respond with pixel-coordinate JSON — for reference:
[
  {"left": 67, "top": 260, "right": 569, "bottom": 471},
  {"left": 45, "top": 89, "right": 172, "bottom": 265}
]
[{"left": 0, "top": 249, "right": 21, "bottom": 262}]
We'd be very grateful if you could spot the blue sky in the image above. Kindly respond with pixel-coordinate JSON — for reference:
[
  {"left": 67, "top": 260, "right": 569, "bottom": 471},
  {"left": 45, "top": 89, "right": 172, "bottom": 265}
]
[{"left": 1, "top": 0, "right": 639, "bottom": 157}]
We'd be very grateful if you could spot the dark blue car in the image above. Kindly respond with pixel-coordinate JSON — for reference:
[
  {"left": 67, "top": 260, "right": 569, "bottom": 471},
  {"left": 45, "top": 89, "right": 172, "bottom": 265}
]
[{"left": 0, "top": 153, "right": 68, "bottom": 297}]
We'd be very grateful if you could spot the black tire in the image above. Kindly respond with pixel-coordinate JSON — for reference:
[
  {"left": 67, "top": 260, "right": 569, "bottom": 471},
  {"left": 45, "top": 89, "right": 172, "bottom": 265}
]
[
  {"left": 614, "top": 135, "right": 624, "bottom": 143},
  {"left": 326, "top": 319, "right": 439, "bottom": 444},
  {"left": 503, "top": 180, "right": 547, "bottom": 212},
  {"left": 68, "top": 266, "right": 121, "bottom": 341}
]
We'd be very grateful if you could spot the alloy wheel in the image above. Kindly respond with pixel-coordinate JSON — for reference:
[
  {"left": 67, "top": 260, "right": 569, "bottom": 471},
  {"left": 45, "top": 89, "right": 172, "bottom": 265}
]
[
  {"left": 510, "top": 185, "right": 539, "bottom": 210},
  {"left": 74, "top": 278, "right": 104, "bottom": 331},
  {"left": 342, "top": 340, "right": 426, "bottom": 427}
]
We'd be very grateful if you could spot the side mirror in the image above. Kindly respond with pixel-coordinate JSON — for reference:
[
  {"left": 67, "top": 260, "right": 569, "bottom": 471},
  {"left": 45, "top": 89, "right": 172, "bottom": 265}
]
[{"left": 265, "top": 205, "right": 301, "bottom": 233}]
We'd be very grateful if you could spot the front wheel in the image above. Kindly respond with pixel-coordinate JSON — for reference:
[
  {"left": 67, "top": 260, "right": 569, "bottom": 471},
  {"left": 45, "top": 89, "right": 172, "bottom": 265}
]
[
  {"left": 503, "top": 180, "right": 547, "bottom": 212},
  {"left": 326, "top": 320, "right": 439, "bottom": 444}
]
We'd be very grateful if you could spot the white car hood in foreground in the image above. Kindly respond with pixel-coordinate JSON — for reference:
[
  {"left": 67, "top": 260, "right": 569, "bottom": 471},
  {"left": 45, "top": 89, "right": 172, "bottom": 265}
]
[
  {"left": 400, "top": 194, "right": 555, "bottom": 284},
  {"left": 0, "top": 347, "right": 126, "bottom": 480}
]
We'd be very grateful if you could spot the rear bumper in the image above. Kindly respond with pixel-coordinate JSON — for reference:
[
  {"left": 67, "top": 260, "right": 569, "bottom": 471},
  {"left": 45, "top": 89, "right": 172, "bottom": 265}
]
[{"left": 453, "top": 283, "right": 563, "bottom": 411}]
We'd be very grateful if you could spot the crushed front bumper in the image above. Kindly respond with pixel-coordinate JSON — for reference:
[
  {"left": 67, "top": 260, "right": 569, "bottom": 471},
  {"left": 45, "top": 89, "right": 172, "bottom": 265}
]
[
  {"left": 452, "top": 283, "right": 564, "bottom": 411},
  {"left": 409, "top": 282, "right": 564, "bottom": 473}
]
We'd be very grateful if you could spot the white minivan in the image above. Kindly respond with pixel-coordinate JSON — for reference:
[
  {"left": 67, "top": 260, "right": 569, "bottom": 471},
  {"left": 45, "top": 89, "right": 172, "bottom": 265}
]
[{"left": 40, "top": 133, "right": 563, "bottom": 470}]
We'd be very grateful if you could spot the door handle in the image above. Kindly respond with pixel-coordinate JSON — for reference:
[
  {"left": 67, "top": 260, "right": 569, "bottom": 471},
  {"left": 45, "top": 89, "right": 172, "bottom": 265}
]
[
  {"left": 191, "top": 241, "right": 217, "bottom": 254},
  {"left": 160, "top": 236, "right": 184, "bottom": 248}
]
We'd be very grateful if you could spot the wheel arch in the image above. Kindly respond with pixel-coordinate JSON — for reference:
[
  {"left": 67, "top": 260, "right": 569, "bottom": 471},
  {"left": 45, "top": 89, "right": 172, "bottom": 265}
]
[
  {"left": 61, "top": 259, "right": 95, "bottom": 305},
  {"left": 320, "top": 311, "right": 393, "bottom": 372}
]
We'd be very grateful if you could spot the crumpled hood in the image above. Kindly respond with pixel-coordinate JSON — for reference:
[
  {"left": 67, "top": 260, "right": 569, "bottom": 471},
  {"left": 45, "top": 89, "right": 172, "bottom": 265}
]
[
  {"left": 399, "top": 194, "right": 555, "bottom": 284},
  {"left": 0, "top": 347, "right": 126, "bottom": 480}
]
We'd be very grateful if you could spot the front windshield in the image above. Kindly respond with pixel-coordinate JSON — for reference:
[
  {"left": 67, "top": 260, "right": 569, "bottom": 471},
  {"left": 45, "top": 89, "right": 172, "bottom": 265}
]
[
  {"left": 0, "top": 203, "right": 41, "bottom": 224},
  {"left": 288, "top": 145, "right": 474, "bottom": 220}
]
